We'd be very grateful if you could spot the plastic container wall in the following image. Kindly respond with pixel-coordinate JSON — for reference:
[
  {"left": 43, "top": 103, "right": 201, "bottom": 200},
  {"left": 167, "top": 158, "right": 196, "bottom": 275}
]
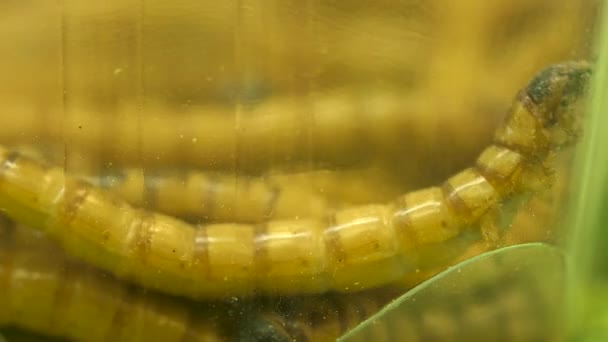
[{"left": 0, "top": 1, "right": 599, "bottom": 341}]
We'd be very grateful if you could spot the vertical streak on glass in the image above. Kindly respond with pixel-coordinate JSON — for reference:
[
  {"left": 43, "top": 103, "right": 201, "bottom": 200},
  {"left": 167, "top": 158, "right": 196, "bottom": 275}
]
[
  {"left": 304, "top": 0, "right": 317, "bottom": 174},
  {"left": 566, "top": 1, "right": 608, "bottom": 337},
  {"left": 136, "top": 0, "right": 146, "bottom": 208},
  {"left": 59, "top": 0, "right": 68, "bottom": 172},
  {"left": 233, "top": 0, "right": 244, "bottom": 205}
]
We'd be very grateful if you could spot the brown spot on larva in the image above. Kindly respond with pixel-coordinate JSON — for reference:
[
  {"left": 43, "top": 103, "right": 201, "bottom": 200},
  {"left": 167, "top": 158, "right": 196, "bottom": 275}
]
[{"left": 440, "top": 220, "right": 448, "bottom": 228}]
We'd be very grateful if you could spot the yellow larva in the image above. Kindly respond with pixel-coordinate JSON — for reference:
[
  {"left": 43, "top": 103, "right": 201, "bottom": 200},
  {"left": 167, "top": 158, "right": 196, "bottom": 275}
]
[
  {"left": 85, "top": 166, "right": 415, "bottom": 223},
  {"left": 0, "top": 62, "right": 591, "bottom": 299},
  {"left": 15, "top": 145, "right": 403, "bottom": 222},
  {"left": 0, "top": 87, "right": 494, "bottom": 173},
  {"left": 87, "top": 169, "right": 329, "bottom": 223},
  {"left": 0, "top": 222, "right": 231, "bottom": 342}
]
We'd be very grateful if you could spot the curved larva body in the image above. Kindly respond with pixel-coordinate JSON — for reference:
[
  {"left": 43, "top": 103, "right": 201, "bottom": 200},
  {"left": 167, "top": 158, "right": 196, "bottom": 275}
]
[
  {"left": 0, "top": 62, "right": 591, "bottom": 299},
  {"left": 0, "top": 144, "right": 521, "bottom": 299},
  {"left": 0, "top": 224, "right": 229, "bottom": 342},
  {"left": 88, "top": 169, "right": 328, "bottom": 222},
  {"left": 17, "top": 145, "right": 394, "bottom": 222}
]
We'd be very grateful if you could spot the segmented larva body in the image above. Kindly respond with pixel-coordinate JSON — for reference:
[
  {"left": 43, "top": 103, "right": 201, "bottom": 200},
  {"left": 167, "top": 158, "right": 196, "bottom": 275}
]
[
  {"left": 14, "top": 145, "right": 392, "bottom": 222},
  {"left": 89, "top": 169, "right": 329, "bottom": 222},
  {"left": 0, "top": 62, "right": 591, "bottom": 299},
  {"left": 0, "top": 223, "right": 230, "bottom": 342},
  {"left": 1, "top": 86, "right": 494, "bottom": 172}
]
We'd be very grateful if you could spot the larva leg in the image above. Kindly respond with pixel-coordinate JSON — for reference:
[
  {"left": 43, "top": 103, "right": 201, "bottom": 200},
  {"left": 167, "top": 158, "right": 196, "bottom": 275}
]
[
  {"left": 479, "top": 211, "right": 501, "bottom": 246},
  {"left": 0, "top": 222, "right": 233, "bottom": 342}
]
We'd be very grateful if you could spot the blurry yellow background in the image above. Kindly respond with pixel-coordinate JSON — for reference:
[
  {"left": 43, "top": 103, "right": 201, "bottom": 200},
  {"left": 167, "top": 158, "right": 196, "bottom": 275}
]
[{"left": 0, "top": 0, "right": 597, "bottom": 214}]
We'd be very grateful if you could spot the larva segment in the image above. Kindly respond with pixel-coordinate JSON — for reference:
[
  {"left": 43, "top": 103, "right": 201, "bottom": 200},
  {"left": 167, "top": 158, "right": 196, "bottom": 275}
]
[
  {"left": 443, "top": 168, "right": 500, "bottom": 225},
  {"left": 494, "top": 95, "right": 542, "bottom": 153},
  {"left": 202, "top": 224, "right": 256, "bottom": 295},
  {"left": 95, "top": 170, "right": 328, "bottom": 222},
  {"left": 255, "top": 220, "right": 328, "bottom": 294},
  {"left": 325, "top": 205, "right": 405, "bottom": 291},
  {"left": 475, "top": 145, "right": 523, "bottom": 195},
  {"left": 0, "top": 62, "right": 592, "bottom": 299},
  {"left": 392, "top": 187, "right": 459, "bottom": 247},
  {"left": 0, "top": 224, "right": 230, "bottom": 342}
]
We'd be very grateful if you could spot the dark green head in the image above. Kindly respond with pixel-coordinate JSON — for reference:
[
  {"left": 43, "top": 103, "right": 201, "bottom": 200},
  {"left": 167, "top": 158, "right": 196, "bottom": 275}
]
[{"left": 525, "top": 61, "right": 592, "bottom": 148}]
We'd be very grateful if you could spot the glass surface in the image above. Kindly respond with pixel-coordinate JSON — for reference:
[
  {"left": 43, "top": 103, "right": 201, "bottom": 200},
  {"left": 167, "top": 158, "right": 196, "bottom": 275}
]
[
  {"left": 0, "top": 1, "right": 599, "bottom": 341},
  {"left": 566, "top": 1, "right": 608, "bottom": 340}
]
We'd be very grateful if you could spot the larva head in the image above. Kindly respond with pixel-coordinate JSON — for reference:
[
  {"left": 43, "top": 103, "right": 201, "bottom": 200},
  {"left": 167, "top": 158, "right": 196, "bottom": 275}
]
[{"left": 525, "top": 61, "right": 592, "bottom": 149}]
